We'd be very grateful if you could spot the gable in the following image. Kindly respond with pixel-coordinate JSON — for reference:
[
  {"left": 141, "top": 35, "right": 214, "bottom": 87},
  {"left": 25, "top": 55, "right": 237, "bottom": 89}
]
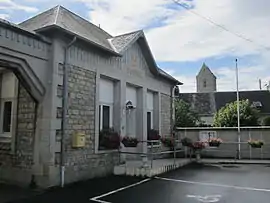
[
  {"left": 197, "top": 64, "right": 216, "bottom": 79},
  {"left": 123, "top": 41, "right": 153, "bottom": 79}
]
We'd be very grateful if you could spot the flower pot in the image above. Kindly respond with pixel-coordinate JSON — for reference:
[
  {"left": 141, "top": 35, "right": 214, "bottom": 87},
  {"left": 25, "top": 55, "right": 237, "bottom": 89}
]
[
  {"left": 250, "top": 144, "right": 263, "bottom": 149},
  {"left": 209, "top": 142, "right": 221, "bottom": 147}
]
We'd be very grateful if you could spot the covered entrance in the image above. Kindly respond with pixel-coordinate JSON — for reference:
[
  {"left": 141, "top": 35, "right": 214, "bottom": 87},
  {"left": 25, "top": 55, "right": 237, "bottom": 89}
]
[{"left": 0, "top": 19, "right": 49, "bottom": 186}]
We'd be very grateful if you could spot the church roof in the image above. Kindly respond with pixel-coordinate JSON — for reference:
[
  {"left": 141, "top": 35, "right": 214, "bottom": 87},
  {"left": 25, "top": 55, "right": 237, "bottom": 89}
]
[{"left": 197, "top": 63, "right": 216, "bottom": 79}]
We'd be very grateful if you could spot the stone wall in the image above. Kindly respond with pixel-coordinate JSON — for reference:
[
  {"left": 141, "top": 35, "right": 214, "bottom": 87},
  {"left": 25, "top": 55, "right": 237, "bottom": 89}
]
[
  {"left": 0, "top": 83, "right": 36, "bottom": 175},
  {"left": 160, "top": 93, "right": 172, "bottom": 136},
  {"left": 56, "top": 65, "right": 119, "bottom": 184}
]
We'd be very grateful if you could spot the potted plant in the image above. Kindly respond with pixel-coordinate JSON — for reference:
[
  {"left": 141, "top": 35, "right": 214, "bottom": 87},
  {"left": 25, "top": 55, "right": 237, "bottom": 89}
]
[
  {"left": 208, "top": 138, "right": 223, "bottom": 147},
  {"left": 99, "top": 128, "right": 120, "bottom": 150},
  {"left": 248, "top": 139, "right": 264, "bottom": 148},
  {"left": 147, "top": 129, "right": 160, "bottom": 146},
  {"left": 181, "top": 137, "right": 193, "bottom": 147},
  {"left": 147, "top": 129, "right": 160, "bottom": 140},
  {"left": 192, "top": 141, "right": 206, "bottom": 161},
  {"left": 161, "top": 136, "right": 176, "bottom": 148},
  {"left": 122, "top": 136, "right": 138, "bottom": 148},
  {"left": 192, "top": 141, "right": 206, "bottom": 151}
]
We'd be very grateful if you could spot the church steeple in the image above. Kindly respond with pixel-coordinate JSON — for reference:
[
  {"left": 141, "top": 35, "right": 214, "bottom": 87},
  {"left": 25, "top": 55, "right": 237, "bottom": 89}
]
[{"left": 196, "top": 63, "right": 217, "bottom": 93}]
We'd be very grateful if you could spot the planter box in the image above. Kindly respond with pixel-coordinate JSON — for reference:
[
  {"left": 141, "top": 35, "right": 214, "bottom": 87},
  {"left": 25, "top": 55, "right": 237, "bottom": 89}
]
[{"left": 122, "top": 140, "right": 138, "bottom": 148}]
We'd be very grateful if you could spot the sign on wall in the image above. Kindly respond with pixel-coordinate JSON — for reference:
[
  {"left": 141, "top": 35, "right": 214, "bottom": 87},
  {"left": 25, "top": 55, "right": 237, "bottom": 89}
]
[{"left": 199, "top": 131, "right": 217, "bottom": 141}]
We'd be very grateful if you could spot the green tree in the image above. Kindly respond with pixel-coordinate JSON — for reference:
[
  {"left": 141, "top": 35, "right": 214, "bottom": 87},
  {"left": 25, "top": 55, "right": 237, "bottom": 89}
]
[
  {"left": 175, "top": 99, "right": 200, "bottom": 127},
  {"left": 262, "top": 116, "right": 270, "bottom": 126},
  {"left": 213, "top": 99, "right": 259, "bottom": 127}
]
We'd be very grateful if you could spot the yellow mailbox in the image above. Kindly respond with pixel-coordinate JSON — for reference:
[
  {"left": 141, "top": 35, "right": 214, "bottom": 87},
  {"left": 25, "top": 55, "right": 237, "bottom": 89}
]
[{"left": 72, "top": 132, "right": 86, "bottom": 148}]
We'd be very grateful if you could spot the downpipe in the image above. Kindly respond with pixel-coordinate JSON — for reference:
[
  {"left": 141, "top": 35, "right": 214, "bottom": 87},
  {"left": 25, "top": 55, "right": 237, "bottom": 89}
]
[{"left": 60, "top": 36, "right": 77, "bottom": 187}]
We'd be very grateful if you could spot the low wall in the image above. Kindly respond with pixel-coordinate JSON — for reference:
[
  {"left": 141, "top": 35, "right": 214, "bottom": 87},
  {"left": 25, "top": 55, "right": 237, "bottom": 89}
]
[{"left": 176, "top": 127, "right": 270, "bottom": 160}]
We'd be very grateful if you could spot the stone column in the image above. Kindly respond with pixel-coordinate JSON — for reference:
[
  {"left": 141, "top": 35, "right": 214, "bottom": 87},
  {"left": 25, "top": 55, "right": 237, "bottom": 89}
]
[
  {"left": 153, "top": 92, "right": 161, "bottom": 132},
  {"left": 136, "top": 87, "right": 147, "bottom": 154},
  {"left": 94, "top": 73, "right": 100, "bottom": 153},
  {"left": 119, "top": 80, "right": 126, "bottom": 137}
]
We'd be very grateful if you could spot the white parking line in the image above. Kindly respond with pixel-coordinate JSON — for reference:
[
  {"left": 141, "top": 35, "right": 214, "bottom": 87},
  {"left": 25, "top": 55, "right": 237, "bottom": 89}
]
[
  {"left": 155, "top": 177, "right": 270, "bottom": 193},
  {"left": 90, "top": 178, "right": 151, "bottom": 203}
]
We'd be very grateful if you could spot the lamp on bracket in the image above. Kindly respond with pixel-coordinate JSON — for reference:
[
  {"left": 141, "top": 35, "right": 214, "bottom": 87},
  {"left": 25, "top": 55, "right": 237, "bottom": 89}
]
[{"left": 126, "top": 100, "right": 136, "bottom": 115}]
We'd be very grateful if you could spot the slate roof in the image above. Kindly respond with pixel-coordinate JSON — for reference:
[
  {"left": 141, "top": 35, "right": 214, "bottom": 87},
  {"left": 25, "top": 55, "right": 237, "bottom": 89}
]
[
  {"left": 19, "top": 6, "right": 116, "bottom": 54},
  {"left": 19, "top": 5, "right": 181, "bottom": 85},
  {"left": 0, "top": 18, "right": 51, "bottom": 43},
  {"left": 215, "top": 90, "right": 270, "bottom": 114},
  {"left": 109, "top": 30, "right": 142, "bottom": 53},
  {"left": 197, "top": 63, "right": 216, "bottom": 79},
  {"left": 180, "top": 90, "right": 270, "bottom": 115},
  {"left": 158, "top": 68, "right": 183, "bottom": 85}
]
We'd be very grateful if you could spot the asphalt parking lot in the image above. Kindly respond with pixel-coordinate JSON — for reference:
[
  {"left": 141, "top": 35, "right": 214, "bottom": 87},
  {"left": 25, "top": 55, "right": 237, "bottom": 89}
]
[
  {"left": 90, "top": 163, "right": 270, "bottom": 203},
  {"left": 9, "top": 163, "right": 270, "bottom": 203}
]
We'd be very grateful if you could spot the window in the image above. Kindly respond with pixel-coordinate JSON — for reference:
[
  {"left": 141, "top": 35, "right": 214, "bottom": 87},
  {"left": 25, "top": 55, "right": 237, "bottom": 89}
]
[
  {"left": 2, "top": 101, "right": 12, "bottom": 133},
  {"left": 203, "top": 80, "right": 207, "bottom": 88},
  {"left": 99, "top": 78, "right": 114, "bottom": 131},
  {"left": 147, "top": 112, "right": 152, "bottom": 133},
  {"left": 102, "top": 105, "right": 110, "bottom": 130},
  {"left": 99, "top": 104, "right": 113, "bottom": 130}
]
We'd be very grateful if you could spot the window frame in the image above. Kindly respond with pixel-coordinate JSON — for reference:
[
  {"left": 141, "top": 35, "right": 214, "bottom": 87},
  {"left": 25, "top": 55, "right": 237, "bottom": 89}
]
[
  {"left": 2, "top": 100, "right": 12, "bottom": 133},
  {"left": 0, "top": 72, "right": 19, "bottom": 153},
  {"left": 99, "top": 103, "right": 113, "bottom": 131}
]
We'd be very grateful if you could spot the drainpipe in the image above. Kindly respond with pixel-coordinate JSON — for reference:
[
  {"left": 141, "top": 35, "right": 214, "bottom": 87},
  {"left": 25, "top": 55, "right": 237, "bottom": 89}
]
[{"left": 61, "top": 36, "right": 77, "bottom": 187}]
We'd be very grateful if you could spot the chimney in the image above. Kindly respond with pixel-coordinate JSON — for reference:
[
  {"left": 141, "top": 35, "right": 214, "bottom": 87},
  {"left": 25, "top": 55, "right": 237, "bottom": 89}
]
[{"left": 259, "top": 79, "right": 262, "bottom": 90}]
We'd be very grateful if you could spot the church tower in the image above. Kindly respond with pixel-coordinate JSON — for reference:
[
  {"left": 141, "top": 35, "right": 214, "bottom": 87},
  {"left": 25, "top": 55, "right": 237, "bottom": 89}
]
[{"left": 196, "top": 63, "right": 217, "bottom": 93}]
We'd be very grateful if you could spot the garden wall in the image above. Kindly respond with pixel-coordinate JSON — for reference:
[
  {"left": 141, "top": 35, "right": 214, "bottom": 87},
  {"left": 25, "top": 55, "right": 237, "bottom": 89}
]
[{"left": 175, "top": 127, "right": 270, "bottom": 160}]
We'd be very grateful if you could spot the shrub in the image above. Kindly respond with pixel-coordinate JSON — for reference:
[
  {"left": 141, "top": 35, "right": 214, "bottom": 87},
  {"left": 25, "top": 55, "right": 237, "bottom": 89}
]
[{"left": 262, "top": 116, "right": 270, "bottom": 126}]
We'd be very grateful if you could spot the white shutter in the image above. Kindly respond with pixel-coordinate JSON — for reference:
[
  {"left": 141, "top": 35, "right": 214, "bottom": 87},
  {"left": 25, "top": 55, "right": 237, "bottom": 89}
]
[
  {"left": 126, "top": 86, "right": 137, "bottom": 106},
  {"left": 99, "top": 78, "right": 114, "bottom": 104},
  {"left": 1, "top": 72, "right": 16, "bottom": 99},
  {"left": 147, "top": 91, "right": 154, "bottom": 111}
]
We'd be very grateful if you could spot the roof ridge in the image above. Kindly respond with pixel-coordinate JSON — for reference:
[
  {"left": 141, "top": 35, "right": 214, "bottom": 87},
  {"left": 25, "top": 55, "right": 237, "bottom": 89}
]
[
  {"left": 58, "top": 5, "right": 112, "bottom": 38},
  {"left": 54, "top": 5, "right": 61, "bottom": 25},
  {"left": 19, "top": 5, "right": 58, "bottom": 26}
]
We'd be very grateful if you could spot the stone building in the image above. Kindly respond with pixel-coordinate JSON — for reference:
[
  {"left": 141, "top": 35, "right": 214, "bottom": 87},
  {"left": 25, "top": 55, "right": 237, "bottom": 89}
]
[
  {"left": 181, "top": 64, "right": 270, "bottom": 125},
  {"left": 0, "top": 6, "right": 181, "bottom": 187}
]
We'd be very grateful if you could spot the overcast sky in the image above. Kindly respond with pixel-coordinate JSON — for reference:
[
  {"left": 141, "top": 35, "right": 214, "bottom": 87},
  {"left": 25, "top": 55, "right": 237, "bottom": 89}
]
[{"left": 0, "top": 0, "right": 269, "bottom": 92}]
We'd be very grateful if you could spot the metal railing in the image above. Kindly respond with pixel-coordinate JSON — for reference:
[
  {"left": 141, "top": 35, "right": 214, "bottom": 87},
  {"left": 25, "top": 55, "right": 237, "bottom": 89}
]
[{"left": 118, "top": 140, "right": 186, "bottom": 169}]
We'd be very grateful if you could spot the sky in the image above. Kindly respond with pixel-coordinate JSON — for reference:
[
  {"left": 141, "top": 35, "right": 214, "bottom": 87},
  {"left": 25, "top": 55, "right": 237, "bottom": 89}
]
[{"left": 0, "top": 0, "right": 270, "bottom": 92}]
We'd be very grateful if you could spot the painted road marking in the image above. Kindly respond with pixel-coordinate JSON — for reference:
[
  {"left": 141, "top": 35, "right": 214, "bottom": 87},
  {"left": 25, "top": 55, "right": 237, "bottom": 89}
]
[
  {"left": 155, "top": 177, "right": 270, "bottom": 193},
  {"left": 187, "top": 195, "right": 221, "bottom": 203},
  {"left": 90, "top": 178, "right": 151, "bottom": 203}
]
